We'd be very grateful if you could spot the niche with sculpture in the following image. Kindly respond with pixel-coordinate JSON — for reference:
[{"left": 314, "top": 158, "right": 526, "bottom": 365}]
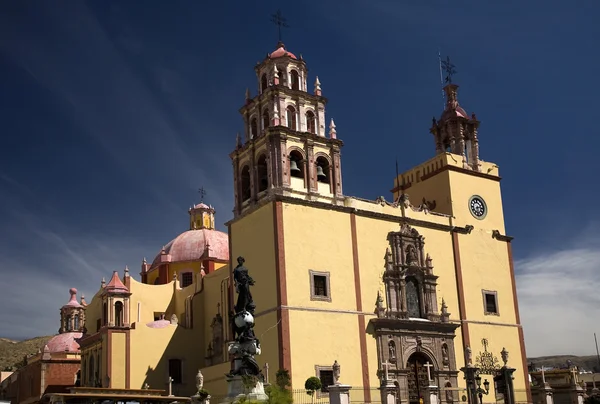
[
  {"left": 205, "top": 304, "right": 224, "bottom": 366},
  {"left": 382, "top": 223, "right": 442, "bottom": 321}
]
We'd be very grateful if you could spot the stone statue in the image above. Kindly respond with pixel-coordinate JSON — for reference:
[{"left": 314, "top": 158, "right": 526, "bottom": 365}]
[
  {"left": 466, "top": 346, "right": 472, "bottom": 365},
  {"left": 226, "top": 257, "right": 262, "bottom": 379},
  {"left": 233, "top": 256, "right": 256, "bottom": 314},
  {"left": 333, "top": 360, "right": 341, "bottom": 385},
  {"left": 501, "top": 347, "right": 509, "bottom": 367},
  {"left": 442, "top": 344, "right": 449, "bottom": 366},
  {"left": 195, "top": 369, "right": 204, "bottom": 393},
  {"left": 406, "top": 246, "right": 418, "bottom": 264},
  {"left": 388, "top": 341, "right": 396, "bottom": 360}
]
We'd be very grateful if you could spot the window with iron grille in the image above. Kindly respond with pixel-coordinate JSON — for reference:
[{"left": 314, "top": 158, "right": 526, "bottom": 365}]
[{"left": 181, "top": 272, "right": 193, "bottom": 288}]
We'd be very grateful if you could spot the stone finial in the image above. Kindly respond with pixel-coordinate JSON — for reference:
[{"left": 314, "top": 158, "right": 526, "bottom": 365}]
[
  {"left": 124, "top": 265, "right": 130, "bottom": 277},
  {"left": 142, "top": 257, "right": 147, "bottom": 264},
  {"left": 425, "top": 253, "right": 433, "bottom": 268},
  {"left": 143, "top": 383, "right": 150, "bottom": 390},
  {"left": 80, "top": 294, "right": 87, "bottom": 306},
  {"left": 236, "top": 132, "right": 242, "bottom": 149},
  {"left": 101, "top": 277, "right": 106, "bottom": 288},
  {"left": 314, "top": 76, "right": 322, "bottom": 96},
  {"left": 329, "top": 118, "right": 337, "bottom": 139},
  {"left": 465, "top": 346, "right": 472, "bottom": 365},
  {"left": 245, "top": 88, "right": 250, "bottom": 100},
  {"left": 332, "top": 360, "right": 341, "bottom": 385},
  {"left": 195, "top": 369, "right": 204, "bottom": 393},
  {"left": 161, "top": 246, "right": 167, "bottom": 255},
  {"left": 501, "top": 347, "right": 509, "bottom": 366},
  {"left": 170, "top": 314, "right": 178, "bottom": 325},
  {"left": 173, "top": 272, "right": 177, "bottom": 281}
]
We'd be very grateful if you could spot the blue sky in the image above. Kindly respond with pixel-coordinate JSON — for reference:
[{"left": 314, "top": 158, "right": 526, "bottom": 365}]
[{"left": 0, "top": 0, "right": 599, "bottom": 358}]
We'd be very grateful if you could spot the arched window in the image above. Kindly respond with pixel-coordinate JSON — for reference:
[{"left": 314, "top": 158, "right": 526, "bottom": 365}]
[
  {"left": 289, "top": 151, "right": 304, "bottom": 179},
  {"left": 406, "top": 277, "right": 422, "bottom": 318},
  {"left": 445, "top": 382, "right": 454, "bottom": 404},
  {"left": 306, "top": 110, "right": 316, "bottom": 133},
  {"left": 290, "top": 70, "right": 300, "bottom": 90},
  {"left": 66, "top": 315, "right": 72, "bottom": 331},
  {"left": 241, "top": 166, "right": 251, "bottom": 201},
  {"left": 102, "top": 303, "right": 108, "bottom": 325},
  {"left": 316, "top": 156, "right": 330, "bottom": 184},
  {"left": 262, "top": 110, "right": 270, "bottom": 131},
  {"left": 74, "top": 314, "right": 80, "bottom": 330},
  {"left": 115, "top": 301, "right": 123, "bottom": 327},
  {"left": 286, "top": 106, "right": 296, "bottom": 130},
  {"left": 261, "top": 74, "right": 268, "bottom": 92},
  {"left": 257, "top": 155, "right": 268, "bottom": 192},
  {"left": 250, "top": 117, "right": 258, "bottom": 139}
]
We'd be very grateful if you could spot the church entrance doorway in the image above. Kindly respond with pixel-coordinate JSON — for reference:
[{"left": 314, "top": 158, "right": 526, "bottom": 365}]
[{"left": 407, "top": 352, "right": 433, "bottom": 404}]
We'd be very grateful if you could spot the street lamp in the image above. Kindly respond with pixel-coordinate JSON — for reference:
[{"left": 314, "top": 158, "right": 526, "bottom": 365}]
[{"left": 475, "top": 375, "right": 490, "bottom": 404}]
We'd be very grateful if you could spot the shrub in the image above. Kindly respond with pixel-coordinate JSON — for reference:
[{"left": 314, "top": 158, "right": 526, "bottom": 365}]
[{"left": 304, "top": 376, "right": 322, "bottom": 396}]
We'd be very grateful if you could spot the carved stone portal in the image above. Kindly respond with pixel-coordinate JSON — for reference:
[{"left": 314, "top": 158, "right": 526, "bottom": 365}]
[{"left": 369, "top": 223, "right": 460, "bottom": 404}]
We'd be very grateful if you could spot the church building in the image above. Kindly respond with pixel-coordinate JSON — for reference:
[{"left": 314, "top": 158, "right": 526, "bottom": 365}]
[
  {"left": 7, "top": 39, "right": 532, "bottom": 404},
  {"left": 225, "top": 40, "right": 532, "bottom": 404}
]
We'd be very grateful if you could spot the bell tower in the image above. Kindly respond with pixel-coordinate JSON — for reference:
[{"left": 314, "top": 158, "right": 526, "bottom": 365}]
[{"left": 230, "top": 41, "right": 344, "bottom": 217}]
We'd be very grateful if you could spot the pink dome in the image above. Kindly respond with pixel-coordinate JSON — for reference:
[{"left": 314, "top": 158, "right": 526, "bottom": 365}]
[
  {"left": 270, "top": 44, "right": 297, "bottom": 60},
  {"left": 151, "top": 229, "right": 229, "bottom": 268},
  {"left": 46, "top": 332, "right": 82, "bottom": 353}
]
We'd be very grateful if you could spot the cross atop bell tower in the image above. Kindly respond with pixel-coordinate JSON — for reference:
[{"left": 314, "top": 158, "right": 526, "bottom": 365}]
[{"left": 230, "top": 30, "right": 344, "bottom": 217}]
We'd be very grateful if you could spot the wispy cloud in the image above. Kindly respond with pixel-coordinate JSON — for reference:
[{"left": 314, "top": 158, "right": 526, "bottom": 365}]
[
  {"left": 516, "top": 233, "right": 600, "bottom": 357},
  {"left": 0, "top": 207, "right": 151, "bottom": 341}
]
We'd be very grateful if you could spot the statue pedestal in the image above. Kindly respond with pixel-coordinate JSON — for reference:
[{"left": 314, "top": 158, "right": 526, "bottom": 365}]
[
  {"left": 328, "top": 384, "right": 352, "bottom": 404},
  {"left": 427, "top": 385, "right": 439, "bottom": 404},
  {"left": 571, "top": 385, "right": 585, "bottom": 404},
  {"left": 219, "top": 376, "right": 268, "bottom": 404},
  {"left": 379, "top": 381, "right": 397, "bottom": 404}
]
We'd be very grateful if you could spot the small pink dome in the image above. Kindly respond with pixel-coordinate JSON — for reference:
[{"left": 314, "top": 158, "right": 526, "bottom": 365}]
[
  {"left": 269, "top": 44, "right": 297, "bottom": 60},
  {"left": 63, "top": 288, "right": 82, "bottom": 308},
  {"left": 151, "top": 229, "right": 229, "bottom": 268},
  {"left": 45, "top": 332, "right": 82, "bottom": 353}
]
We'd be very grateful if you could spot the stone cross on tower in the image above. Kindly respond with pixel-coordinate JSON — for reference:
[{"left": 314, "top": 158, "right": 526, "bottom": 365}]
[
  {"left": 424, "top": 361, "right": 434, "bottom": 382},
  {"left": 541, "top": 367, "right": 546, "bottom": 384}
]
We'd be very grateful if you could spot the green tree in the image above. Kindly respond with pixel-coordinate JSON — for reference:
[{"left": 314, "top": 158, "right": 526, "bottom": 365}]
[{"left": 304, "top": 376, "right": 322, "bottom": 404}]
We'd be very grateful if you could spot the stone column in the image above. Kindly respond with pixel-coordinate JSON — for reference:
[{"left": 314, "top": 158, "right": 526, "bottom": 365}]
[{"left": 460, "top": 365, "right": 480, "bottom": 404}]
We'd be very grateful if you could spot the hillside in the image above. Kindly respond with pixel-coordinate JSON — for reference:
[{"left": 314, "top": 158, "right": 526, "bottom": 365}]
[
  {"left": 0, "top": 336, "right": 55, "bottom": 371},
  {"left": 528, "top": 355, "right": 600, "bottom": 372}
]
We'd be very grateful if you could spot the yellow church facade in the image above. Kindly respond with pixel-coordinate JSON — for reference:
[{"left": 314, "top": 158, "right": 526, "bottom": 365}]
[{"left": 70, "top": 39, "right": 531, "bottom": 404}]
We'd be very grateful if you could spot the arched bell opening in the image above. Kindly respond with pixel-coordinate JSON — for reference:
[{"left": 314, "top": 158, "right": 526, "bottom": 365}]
[
  {"left": 241, "top": 165, "right": 251, "bottom": 201},
  {"left": 260, "top": 74, "right": 268, "bottom": 93},
  {"left": 306, "top": 110, "right": 316, "bottom": 134},
  {"left": 406, "top": 352, "right": 435, "bottom": 404},
  {"left": 114, "top": 301, "right": 123, "bottom": 327},
  {"left": 262, "top": 110, "right": 270, "bottom": 132},
  {"left": 315, "top": 156, "right": 330, "bottom": 184},
  {"left": 289, "top": 151, "right": 304, "bottom": 180},
  {"left": 290, "top": 69, "right": 300, "bottom": 90},
  {"left": 257, "top": 155, "right": 268, "bottom": 192},
  {"left": 286, "top": 106, "right": 297, "bottom": 130},
  {"left": 250, "top": 117, "right": 258, "bottom": 139}
]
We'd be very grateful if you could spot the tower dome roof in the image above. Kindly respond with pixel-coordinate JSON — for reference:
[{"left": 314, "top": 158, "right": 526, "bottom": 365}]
[
  {"left": 151, "top": 228, "right": 229, "bottom": 268},
  {"left": 269, "top": 42, "right": 297, "bottom": 60}
]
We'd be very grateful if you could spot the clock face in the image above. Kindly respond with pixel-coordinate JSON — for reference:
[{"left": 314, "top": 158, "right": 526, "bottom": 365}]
[{"left": 469, "top": 196, "right": 487, "bottom": 219}]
